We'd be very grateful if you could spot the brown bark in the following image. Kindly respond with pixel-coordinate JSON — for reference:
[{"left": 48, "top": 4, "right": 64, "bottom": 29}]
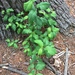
[{"left": 0, "top": 0, "right": 75, "bottom": 40}]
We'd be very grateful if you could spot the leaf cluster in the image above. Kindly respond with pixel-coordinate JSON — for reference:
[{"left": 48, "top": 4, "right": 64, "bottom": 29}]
[{"left": 2, "top": 0, "right": 59, "bottom": 75}]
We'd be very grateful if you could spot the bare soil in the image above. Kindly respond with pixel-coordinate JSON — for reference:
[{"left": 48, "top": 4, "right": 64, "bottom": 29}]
[{"left": 0, "top": 33, "right": 75, "bottom": 75}]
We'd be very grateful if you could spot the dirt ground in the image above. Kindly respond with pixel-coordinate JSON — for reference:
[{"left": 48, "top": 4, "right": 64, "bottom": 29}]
[{"left": 0, "top": 33, "right": 75, "bottom": 75}]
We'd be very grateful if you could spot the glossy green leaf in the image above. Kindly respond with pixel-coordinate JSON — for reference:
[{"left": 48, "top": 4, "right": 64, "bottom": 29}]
[
  {"left": 30, "top": 55, "right": 37, "bottom": 64},
  {"left": 23, "top": 15, "right": 28, "bottom": 19},
  {"left": 38, "top": 48, "right": 43, "bottom": 55},
  {"left": 28, "top": 73, "right": 33, "bottom": 75},
  {"left": 11, "top": 24, "right": 16, "bottom": 31},
  {"left": 46, "top": 8, "right": 51, "bottom": 12},
  {"left": 28, "top": 10, "right": 37, "bottom": 24},
  {"left": 8, "top": 16, "right": 16, "bottom": 22},
  {"left": 37, "top": 2, "right": 50, "bottom": 10},
  {"left": 52, "top": 27, "right": 59, "bottom": 33},
  {"left": 22, "top": 29, "right": 32, "bottom": 34},
  {"left": 28, "top": 64, "right": 34, "bottom": 70},
  {"left": 48, "top": 18, "right": 57, "bottom": 26},
  {"left": 14, "top": 40, "right": 18, "bottom": 43},
  {"left": 28, "top": 69, "right": 36, "bottom": 75},
  {"left": 5, "top": 39, "right": 10, "bottom": 42},
  {"left": 35, "top": 17, "right": 42, "bottom": 29},
  {"left": 22, "top": 40, "right": 28, "bottom": 45},
  {"left": 34, "top": 40, "right": 43, "bottom": 47},
  {"left": 45, "top": 46, "right": 56, "bottom": 57},
  {"left": 6, "top": 8, "right": 14, "bottom": 14},
  {"left": 47, "top": 27, "right": 51, "bottom": 33},
  {"left": 17, "top": 28, "right": 21, "bottom": 34},
  {"left": 6, "top": 23, "right": 12, "bottom": 29},
  {"left": 33, "top": 33, "right": 38, "bottom": 39},
  {"left": 13, "top": 43, "right": 18, "bottom": 48},
  {"left": 8, "top": 42, "right": 14, "bottom": 47},
  {"left": 40, "top": 17, "right": 47, "bottom": 25},
  {"left": 3, "top": 15, "right": 8, "bottom": 21},
  {"left": 36, "top": 73, "right": 43, "bottom": 75},
  {"left": 23, "top": 1, "right": 33, "bottom": 11},
  {"left": 50, "top": 11, "right": 56, "bottom": 18},
  {"left": 1, "top": 10, "right": 5, "bottom": 14},
  {"left": 48, "top": 32, "right": 54, "bottom": 40},
  {"left": 43, "top": 37, "right": 49, "bottom": 45},
  {"left": 35, "top": 61, "right": 45, "bottom": 70}
]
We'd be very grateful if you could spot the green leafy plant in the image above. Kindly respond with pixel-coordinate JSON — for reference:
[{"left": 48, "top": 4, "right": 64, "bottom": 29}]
[
  {"left": 5, "top": 39, "right": 18, "bottom": 48},
  {"left": 2, "top": 0, "right": 59, "bottom": 75}
]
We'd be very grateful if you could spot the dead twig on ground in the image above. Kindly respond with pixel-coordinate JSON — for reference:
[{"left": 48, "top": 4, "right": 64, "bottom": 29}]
[
  {"left": 43, "top": 58, "right": 60, "bottom": 75},
  {"left": 0, "top": 63, "right": 28, "bottom": 75},
  {"left": 64, "top": 48, "right": 69, "bottom": 75}
]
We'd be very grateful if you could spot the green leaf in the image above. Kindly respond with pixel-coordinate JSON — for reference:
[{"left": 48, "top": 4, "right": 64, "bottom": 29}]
[
  {"left": 35, "top": 61, "right": 45, "bottom": 70},
  {"left": 45, "top": 46, "right": 56, "bottom": 57},
  {"left": 1, "top": 10, "right": 5, "bottom": 14},
  {"left": 34, "top": 40, "right": 43, "bottom": 47},
  {"left": 5, "top": 39, "right": 10, "bottom": 42},
  {"left": 32, "top": 33, "right": 38, "bottom": 39},
  {"left": 13, "top": 43, "right": 18, "bottom": 48},
  {"left": 6, "top": 8, "right": 14, "bottom": 14},
  {"left": 28, "top": 10, "right": 37, "bottom": 24},
  {"left": 28, "top": 73, "right": 33, "bottom": 75},
  {"left": 43, "top": 37, "right": 49, "bottom": 46},
  {"left": 28, "top": 64, "right": 34, "bottom": 70},
  {"left": 47, "top": 27, "right": 52, "bottom": 33},
  {"left": 22, "top": 40, "right": 28, "bottom": 45},
  {"left": 29, "top": 70, "right": 36, "bottom": 75},
  {"left": 11, "top": 24, "right": 16, "bottom": 31},
  {"left": 35, "top": 16, "right": 42, "bottom": 29},
  {"left": 8, "top": 42, "right": 14, "bottom": 47},
  {"left": 22, "top": 29, "right": 32, "bottom": 34},
  {"left": 52, "top": 27, "right": 59, "bottom": 33},
  {"left": 23, "top": 16, "right": 28, "bottom": 20},
  {"left": 6, "top": 23, "right": 12, "bottom": 29},
  {"left": 3, "top": 15, "right": 8, "bottom": 21},
  {"left": 46, "top": 8, "right": 51, "bottom": 12},
  {"left": 48, "top": 32, "right": 54, "bottom": 40},
  {"left": 36, "top": 73, "right": 43, "bottom": 75},
  {"left": 17, "top": 12, "right": 24, "bottom": 17},
  {"left": 50, "top": 11, "right": 56, "bottom": 18},
  {"left": 38, "top": 48, "right": 43, "bottom": 55},
  {"left": 23, "top": 1, "right": 33, "bottom": 11},
  {"left": 40, "top": 17, "right": 47, "bottom": 25},
  {"left": 37, "top": 2, "right": 50, "bottom": 10},
  {"left": 28, "top": 69, "right": 36, "bottom": 75},
  {"left": 14, "top": 40, "right": 18, "bottom": 43},
  {"left": 8, "top": 16, "right": 16, "bottom": 22},
  {"left": 30, "top": 55, "right": 37, "bottom": 64},
  {"left": 48, "top": 18, "right": 57, "bottom": 26},
  {"left": 42, "top": 32, "right": 47, "bottom": 37},
  {"left": 23, "top": 48, "right": 30, "bottom": 53},
  {"left": 17, "top": 28, "right": 21, "bottom": 34}
]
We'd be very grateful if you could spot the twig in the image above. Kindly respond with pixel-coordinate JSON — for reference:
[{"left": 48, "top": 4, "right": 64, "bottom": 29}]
[
  {"left": 0, "top": 63, "right": 9, "bottom": 67},
  {"left": 53, "top": 51, "right": 65, "bottom": 58},
  {"left": 0, "top": 63, "right": 28, "bottom": 75},
  {"left": 64, "top": 48, "right": 69, "bottom": 75},
  {"left": 43, "top": 58, "right": 59, "bottom": 75}
]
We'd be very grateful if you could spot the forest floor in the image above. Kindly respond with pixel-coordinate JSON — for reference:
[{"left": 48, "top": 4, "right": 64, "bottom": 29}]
[
  {"left": 0, "top": 0, "right": 75, "bottom": 75},
  {"left": 0, "top": 33, "right": 75, "bottom": 75}
]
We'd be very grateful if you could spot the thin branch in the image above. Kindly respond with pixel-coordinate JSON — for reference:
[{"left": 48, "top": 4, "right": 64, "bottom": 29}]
[
  {"left": 64, "top": 48, "right": 69, "bottom": 75},
  {"left": 0, "top": 63, "right": 28, "bottom": 75},
  {"left": 43, "top": 58, "right": 59, "bottom": 75}
]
